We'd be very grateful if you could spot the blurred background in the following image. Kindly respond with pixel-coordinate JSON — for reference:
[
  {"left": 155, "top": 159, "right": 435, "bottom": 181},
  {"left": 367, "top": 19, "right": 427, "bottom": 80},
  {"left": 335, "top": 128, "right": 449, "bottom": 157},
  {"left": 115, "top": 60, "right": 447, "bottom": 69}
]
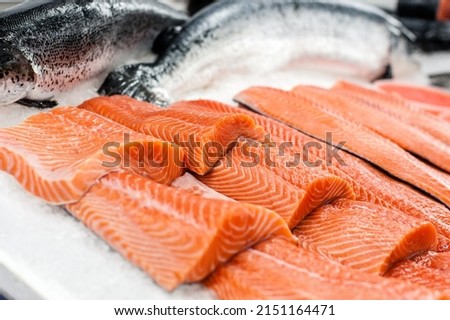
[{"left": 0, "top": 1, "right": 18, "bottom": 10}]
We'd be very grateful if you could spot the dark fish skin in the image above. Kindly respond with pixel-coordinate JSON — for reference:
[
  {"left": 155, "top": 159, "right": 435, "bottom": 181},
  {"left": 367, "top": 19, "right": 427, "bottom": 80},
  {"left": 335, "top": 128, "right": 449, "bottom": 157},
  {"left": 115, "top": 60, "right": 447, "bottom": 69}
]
[
  {"left": 397, "top": 0, "right": 440, "bottom": 21},
  {"left": 99, "top": 0, "right": 417, "bottom": 107},
  {"left": 188, "top": 0, "right": 216, "bottom": 15},
  {"left": 0, "top": 0, "right": 187, "bottom": 107},
  {"left": 152, "top": 25, "right": 183, "bottom": 56},
  {"left": 430, "top": 73, "right": 450, "bottom": 89}
]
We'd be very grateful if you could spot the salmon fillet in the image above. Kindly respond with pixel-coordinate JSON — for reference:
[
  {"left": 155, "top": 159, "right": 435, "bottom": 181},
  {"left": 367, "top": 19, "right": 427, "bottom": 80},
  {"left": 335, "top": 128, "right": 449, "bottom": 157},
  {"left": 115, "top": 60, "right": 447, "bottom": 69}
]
[
  {"left": 376, "top": 81, "right": 450, "bottom": 122},
  {"left": 0, "top": 107, "right": 184, "bottom": 204},
  {"left": 294, "top": 199, "right": 437, "bottom": 274},
  {"left": 333, "top": 81, "right": 450, "bottom": 146},
  {"left": 176, "top": 100, "right": 450, "bottom": 245},
  {"left": 234, "top": 87, "right": 450, "bottom": 208},
  {"left": 292, "top": 85, "right": 450, "bottom": 173},
  {"left": 196, "top": 138, "right": 354, "bottom": 229},
  {"left": 66, "top": 172, "right": 295, "bottom": 291},
  {"left": 79, "top": 95, "right": 264, "bottom": 175},
  {"left": 376, "top": 81, "right": 450, "bottom": 107},
  {"left": 438, "top": 0, "right": 450, "bottom": 20},
  {"left": 205, "top": 238, "right": 445, "bottom": 300},
  {"left": 385, "top": 251, "right": 450, "bottom": 296}
]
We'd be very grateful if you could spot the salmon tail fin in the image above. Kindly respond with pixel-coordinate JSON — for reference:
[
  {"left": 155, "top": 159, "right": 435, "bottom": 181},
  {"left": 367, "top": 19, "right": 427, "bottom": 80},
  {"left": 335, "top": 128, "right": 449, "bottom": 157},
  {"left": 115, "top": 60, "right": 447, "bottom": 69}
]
[
  {"left": 98, "top": 63, "right": 171, "bottom": 107},
  {"left": 374, "top": 65, "right": 392, "bottom": 81},
  {"left": 152, "top": 25, "right": 183, "bottom": 55}
]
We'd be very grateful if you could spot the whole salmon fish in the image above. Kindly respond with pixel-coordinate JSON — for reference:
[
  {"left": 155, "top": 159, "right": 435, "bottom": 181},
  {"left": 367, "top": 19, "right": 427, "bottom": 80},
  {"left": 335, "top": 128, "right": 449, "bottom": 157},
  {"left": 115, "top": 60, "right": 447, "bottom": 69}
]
[
  {"left": 0, "top": 0, "right": 187, "bottom": 108},
  {"left": 99, "top": 0, "right": 420, "bottom": 106}
]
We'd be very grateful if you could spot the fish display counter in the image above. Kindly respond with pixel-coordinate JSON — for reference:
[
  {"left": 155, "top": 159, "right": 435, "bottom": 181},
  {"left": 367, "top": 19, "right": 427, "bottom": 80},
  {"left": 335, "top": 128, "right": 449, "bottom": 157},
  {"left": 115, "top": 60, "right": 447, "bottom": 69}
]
[{"left": 0, "top": 0, "right": 449, "bottom": 300}]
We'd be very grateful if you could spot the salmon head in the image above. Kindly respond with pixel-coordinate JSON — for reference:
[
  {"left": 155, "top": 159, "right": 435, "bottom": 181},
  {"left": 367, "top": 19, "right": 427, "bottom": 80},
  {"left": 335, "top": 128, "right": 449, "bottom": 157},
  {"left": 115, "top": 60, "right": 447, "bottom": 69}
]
[{"left": 0, "top": 42, "right": 35, "bottom": 105}]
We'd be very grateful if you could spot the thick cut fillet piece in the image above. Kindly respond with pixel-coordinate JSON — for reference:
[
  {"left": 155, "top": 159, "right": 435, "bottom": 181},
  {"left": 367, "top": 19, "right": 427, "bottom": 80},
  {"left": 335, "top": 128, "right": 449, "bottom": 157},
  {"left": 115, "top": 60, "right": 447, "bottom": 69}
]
[
  {"left": 401, "top": 105, "right": 450, "bottom": 123},
  {"left": 197, "top": 140, "right": 354, "bottom": 229},
  {"left": 386, "top": 251, "right": 450, "bottom": 295},
  {"left": 376, "top": 81, "right": 450, "bottom": 122},
  {"left": 334, "top": 156, "right": 450, "bottom": 251},
  {"left": 293, "top": 85, "right": 450, "bottom": 173},
  {"left": 234, "top": 87, "right": 450, "bottom": 208},
  {"left": 205, "top": 238, "right": 445, "bottom": 300},
  {"left": 173, "top": 100, "right": 450, "bottom": 243},
  {"left": 168, "top": 100, "right": 264, "bottom": 141},
  {"left": 79, "top": 95, "right": 264, "bottom": 175},
  {"left": 66, "top": 172, "right": 295, "bottom": 291},
  {"left": 0, "top": 107, "right": 184, "bottom": 204},
  {"left": 333, "top": 81, "right": 450, "bottom": 145},
  {"left": 376, "top": 81, "right": 450, "bottom": 107},
  {"left": 294, "top": 199, "right": 437, "bottom": 274}
]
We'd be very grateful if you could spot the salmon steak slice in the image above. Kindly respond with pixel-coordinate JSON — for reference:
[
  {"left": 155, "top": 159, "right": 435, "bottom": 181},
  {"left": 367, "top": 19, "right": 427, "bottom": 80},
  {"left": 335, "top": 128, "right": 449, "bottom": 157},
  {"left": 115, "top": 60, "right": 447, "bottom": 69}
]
[
  {"left": 294, "top": 199, "right": 438, "bottom": 275},
  {"left": 205, "top": 238, "right": 446, "bottom": 300},
  {"left": 292, "top": 85, "right": 450, "bottom": 173},
  {"left": 176, "top": 99, "right": 450, "bottom": 242},
  {"left": 332, "top": 81, "right": 450, "bottom": 146},
  {"left": 234, "top": 86, "right": 450, "bottom": 208},
  {"left": 0, "top": 107, "right": 184, "bottom": 204},
  {"left": 79, "top": 95, "right": 265, "bottom": 175},
  {"left": 386, "top": 251, "right": 450, "bottom": 296},
  {"left": 66, "top": 172, "right": 295, "bottom": 291},
  {"left": 197, "top": 139, "right": 354, "bottom": 229}
]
